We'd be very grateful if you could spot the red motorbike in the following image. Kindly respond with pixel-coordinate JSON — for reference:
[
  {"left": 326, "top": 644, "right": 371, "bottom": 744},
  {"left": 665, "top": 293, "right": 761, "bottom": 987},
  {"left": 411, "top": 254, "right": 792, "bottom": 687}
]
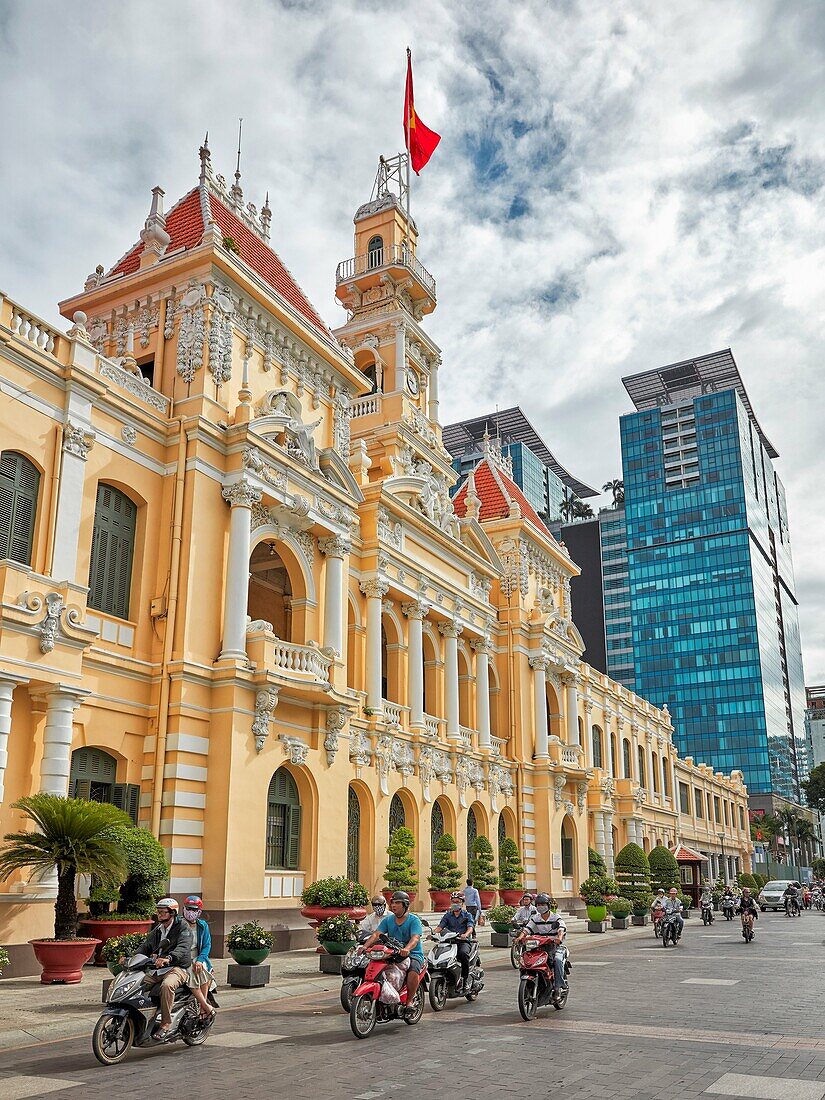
[
  {"left": 517, "top": 932, "right": 570, "bottom": 1021},
  {"left": 349, "top": 936, "right": 427, "bottom": 1039}
]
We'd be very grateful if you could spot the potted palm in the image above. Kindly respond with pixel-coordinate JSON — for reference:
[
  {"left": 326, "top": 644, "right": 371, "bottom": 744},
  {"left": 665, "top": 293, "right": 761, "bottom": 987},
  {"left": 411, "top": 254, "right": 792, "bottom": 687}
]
[
  {"left": 0, "top": 794, "right": 129, "bottom": 983},
  {"left": 498, "top": 838, "right": 527, "bottom": 905},
  {"left": 382, "top": 826, "right": 418, "bottom": 905},
  {"left": 468, "top": 836, "right": 498, "bottom": 907},
  {"left": 428, "top": 833, "right": 462, "bottom": 910},
  {"left": 227, "top": 920, "right": 273, "bottom": 965},
  {"left": 316, "top": 913, "right": 358, "bottom": 955}
]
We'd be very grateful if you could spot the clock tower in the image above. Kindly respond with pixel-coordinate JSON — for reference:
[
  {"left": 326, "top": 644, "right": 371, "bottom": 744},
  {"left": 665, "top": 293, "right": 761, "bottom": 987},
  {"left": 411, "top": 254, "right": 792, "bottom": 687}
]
[{"left": 334, "top": 154, "right": 451, "bottom": 486}]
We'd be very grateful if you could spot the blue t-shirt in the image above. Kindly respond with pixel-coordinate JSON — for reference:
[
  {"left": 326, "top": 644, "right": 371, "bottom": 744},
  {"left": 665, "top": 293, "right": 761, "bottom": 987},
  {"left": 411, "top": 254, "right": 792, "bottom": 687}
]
[
  {"left": 438, "top": 910, "right": 475, "bottom": 935},
  {"left": 377, "top": 912, "right": 425, "bottom": 960}
]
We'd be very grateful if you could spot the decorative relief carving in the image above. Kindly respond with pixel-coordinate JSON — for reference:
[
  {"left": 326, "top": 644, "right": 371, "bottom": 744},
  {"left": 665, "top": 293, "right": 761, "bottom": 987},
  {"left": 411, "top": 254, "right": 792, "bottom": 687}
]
[
  {"left": 360, "top": 578, "right": 389, "bottom": 600},
  {"left": 63, "top": 422, "right": 96, "bottom": 460},
  {"left": 554, "top": 773, "right": 567, "bottom": 806},
  {"left": 208, "top": 286, "right": 234, "bottom": 387},
  {"left": 242, "top": 445, "right": 288, "bottom": 491},
  {"left": 281, "top": 734, "right": 309, "bottom": 766},
  {"left": 324, "top": 707, "right": 350, "bottom": 766},
  {"left": 252, "top": 688, "right": 279, "bottom": 752},
  {"left": 470, "top": 572, "right": 492, "bottom": 600},
  {"left": 333, "top": 389, "right": 351, "bottom": 459},
  {"left": 222, "top": 480, "right": 263, "bottom": 509},
  {"left": 176, "top": 282, "right": 207, "bottom": 384},
  {"left": 377, "top": 507, "right": 403, "bottom": 549},
  {"left": 350, "top": 730, "right": 372, "bottom": 773},
  {"left": 318, "top": 535, "right": 350, "bottom": 559},
  {"left": 576, "top": 781, "right": 589, "bottom": 813},
  {"left": 121, "top": 426, "right": 137, "bottom": 445}
]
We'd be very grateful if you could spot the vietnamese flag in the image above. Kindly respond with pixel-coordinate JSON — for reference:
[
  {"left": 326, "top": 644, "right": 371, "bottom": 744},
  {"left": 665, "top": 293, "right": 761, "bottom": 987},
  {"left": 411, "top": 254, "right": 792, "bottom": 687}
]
[{"left": 404, "top": 48, "right": 441, "bottom": 174}]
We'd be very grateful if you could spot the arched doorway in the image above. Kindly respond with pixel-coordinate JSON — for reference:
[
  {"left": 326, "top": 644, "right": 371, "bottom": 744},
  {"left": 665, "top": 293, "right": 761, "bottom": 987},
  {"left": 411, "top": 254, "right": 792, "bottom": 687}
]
[
  {"left": 249, "top": 541, "right": 293, "bottom": 639},
  {"left": 266, "top": 767, "right": 302, "bottom": 870},
  {"left": 347, "top": 785, "right": 361, "bottom": 881},
  {"left": 466, "top": 806, "right": 478, "bottom": 855},
  {"left": 389, "top": 792, "right": 406, "bottom": 842},
  {"left": 561, "top": 816, "right": 576, "bottom": 886},
  {"left": 458, "top": 645, "right": 472, "bottom": 730},
  {"left": 423, "top": 628, "right": 438, "bottom": 718}
]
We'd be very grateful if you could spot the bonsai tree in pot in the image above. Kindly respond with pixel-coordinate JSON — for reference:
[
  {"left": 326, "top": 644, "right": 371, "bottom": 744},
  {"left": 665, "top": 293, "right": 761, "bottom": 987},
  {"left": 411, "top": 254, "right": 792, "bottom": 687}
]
[
  {"left": 0, "top": 794, "right": 129, "bottom": 983},
  {"left": 498, "top": 838, "right": 527, "bottom": 905},
  {"left": 614, "top": 842, "right": 652, "bottom": 924},
  {"left": 428, "top": 833, "right": 462, "bottom": 910},
  {"left": 468, "top": 836, "right": 498, "bottom": 907},
  {"left": 383, "top": 826, "right": 418, "bottom": 903}
]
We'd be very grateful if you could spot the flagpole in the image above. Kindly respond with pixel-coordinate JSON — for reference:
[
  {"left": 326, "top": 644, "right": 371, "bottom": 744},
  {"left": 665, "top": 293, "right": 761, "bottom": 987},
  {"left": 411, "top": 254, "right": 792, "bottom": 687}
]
[{"left": 405, "top": 46, "right": 412, "bottom": 247}]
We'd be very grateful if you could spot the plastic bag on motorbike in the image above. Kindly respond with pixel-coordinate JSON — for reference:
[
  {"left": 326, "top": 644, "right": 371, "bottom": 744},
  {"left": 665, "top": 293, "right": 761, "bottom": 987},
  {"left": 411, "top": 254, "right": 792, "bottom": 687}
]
[{"left": 378, "top": 958, "right": 410, "bottom": 1004}]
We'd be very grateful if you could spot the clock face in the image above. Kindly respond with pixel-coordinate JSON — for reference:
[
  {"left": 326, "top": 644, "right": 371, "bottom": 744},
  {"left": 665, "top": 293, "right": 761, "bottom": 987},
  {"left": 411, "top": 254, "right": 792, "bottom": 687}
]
[{"left": 406, "top": 369, "right": 420, "bottom": 396}]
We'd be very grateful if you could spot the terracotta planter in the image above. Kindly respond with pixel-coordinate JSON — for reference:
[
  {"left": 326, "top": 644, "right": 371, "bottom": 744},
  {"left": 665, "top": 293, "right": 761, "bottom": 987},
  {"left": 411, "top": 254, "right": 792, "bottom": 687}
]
[
  {"left": 478, "top": 889, "right": 497, "bottom": 908},
  {"left": 30, "top": 938, "right": 100, "bottom": 984},
  {"left": 428, "top": 890, "right": 452, "bottom": 912},
  {"left": 78, "top": 918, "right": 152, "bottom": 966},
  {"left": 499, "top": 890, "right": 525, "bottom": 907},
  {"left": 381, "top": 890, "right": 417, "bottom": 906},
  {"left": 299, "top": 905, "right": 367, "bottom": 925}
]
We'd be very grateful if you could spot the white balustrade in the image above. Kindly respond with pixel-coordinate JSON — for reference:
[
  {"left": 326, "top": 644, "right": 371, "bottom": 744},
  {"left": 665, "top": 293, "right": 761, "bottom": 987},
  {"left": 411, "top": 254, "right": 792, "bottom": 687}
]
[
  {"left": 382, "top": 699, "right": 403, "bottom": 727},
  {"left": 458, "top": 725, "right": 477, "bottom": 750},
  {"left": 423, "top": 713, "right": 441, "bottom": 739},
  {"left": 8, "top": 304, "right": 59, "bottom": 354},
  {"left": 490, "top": 736, "right": 507, "bottom": 757},
  {"left": 350, "top": 395, "right": 381, "bottom": 418},
  {"left": 561, "top": 745, "right": 582, "bottom": 766},
  {"left": 251, "top": 634, "right": 333, "bottom": 682}
]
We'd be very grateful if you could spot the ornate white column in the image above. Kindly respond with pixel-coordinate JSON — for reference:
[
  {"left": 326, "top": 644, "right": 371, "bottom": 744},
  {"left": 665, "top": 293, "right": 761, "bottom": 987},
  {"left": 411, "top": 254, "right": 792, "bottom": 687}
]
[
  {"left": 529, "top": 654, "right": 550, "bottom": 760},
  {"left": 52, "top": 422, "right": 96, "bottom": 583},
  {"left": 402, "top": 599, "right": 428, "bottom": 728},
  {"left": 361, "top": 578, "right": 389, "bottom": 713},
  {"left": 394, "top": 319, "right": 406, "bottom": 377},
  {"left": 319, "top": 536, "right": 350, "bottom": 658},
  {"left": 428, "top": 355, "right": 440, "bottom": 422},
  {"left": 593, "top": 810, "right": 607, "bottom": 862},
  {"left": 471, "top": 637, "right": 492, "bottom": 749},
  {"left": 439, "top": 621, "right": 462, "bottom": 740},
  {"left": 564, "top": 671, "right": 579, "bottom": 745},
  {"left": 38, "top": 686, "right": 88, "bottom": 796},
  {"left": 0, "top": 676, "right": 27, "bottom": 803},
  {"left": 604, "top": 811, "right": 615, "bottom": 874},
  {"left": 645, "top": 732, "right": 655, "bottom": 794},
  {"left": 219, "top": 479, "right": 262, "bottom": 660}
]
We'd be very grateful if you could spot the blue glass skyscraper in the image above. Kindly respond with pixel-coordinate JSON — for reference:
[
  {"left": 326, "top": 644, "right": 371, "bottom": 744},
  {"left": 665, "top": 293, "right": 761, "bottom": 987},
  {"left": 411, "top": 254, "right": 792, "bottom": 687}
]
[{"left": 620, "top": 350, "right": 809, "bottom": 800}]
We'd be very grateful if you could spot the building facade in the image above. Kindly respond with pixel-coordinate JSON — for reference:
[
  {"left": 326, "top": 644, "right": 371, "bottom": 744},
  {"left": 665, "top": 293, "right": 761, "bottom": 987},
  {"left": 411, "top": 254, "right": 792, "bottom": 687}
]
[
  {"left": 0, "top": 149, "right": 750, "bottom": 976},
  {"left": 620, "top": 351, "right": 810, "bottom": 803}
]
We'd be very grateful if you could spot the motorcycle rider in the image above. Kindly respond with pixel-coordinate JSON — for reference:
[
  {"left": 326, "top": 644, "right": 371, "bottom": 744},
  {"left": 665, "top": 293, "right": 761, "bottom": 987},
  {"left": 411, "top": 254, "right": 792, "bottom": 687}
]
[
  {"left": 132, "top": 898, "right": 194, "bottom": 1040},
  {"left": 700, "top": 886, "right": 714, "bottom": 922},
  {"left": 514, "top": 893, "right": 538, "bottom": 927},
  {"left": 721, "top": 885, "right": 736, "bottom": 917},
  {"left": 738, "top": 887, "right": 759, "bottom": 931},
  {"left": 359, "top": 895, "right": 388, "bottom": 935},
  {"left": 360, "top": 890, "right": 425, "bottom": 1018},
  {"left": 783, "top": 882, "right": 800, "bottom": 915},
  {"left": 662, "top": 887, "right": 684, "bottom": 940},
  {"left": 516, "top": 892, "right": 568, "bottom": 999},
  {"left": 435, "top": 892, "right": 475, "bottom": 990}
]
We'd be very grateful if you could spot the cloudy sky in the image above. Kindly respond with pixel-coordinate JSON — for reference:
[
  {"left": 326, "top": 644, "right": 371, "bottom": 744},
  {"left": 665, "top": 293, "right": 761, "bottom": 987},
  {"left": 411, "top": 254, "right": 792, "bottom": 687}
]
[{"left": 2, "top": 0, "right": 824, "bottom": 678}]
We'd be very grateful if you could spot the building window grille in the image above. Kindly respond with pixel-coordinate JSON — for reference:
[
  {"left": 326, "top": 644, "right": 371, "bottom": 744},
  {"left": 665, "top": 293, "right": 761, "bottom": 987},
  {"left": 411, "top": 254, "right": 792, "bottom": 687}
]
[
  {"left": 0, "top": 450, "right": 40, "bottom": 566},
  {"left": 367, "top": 235, "right": 384, "bottom": 268},
  {"left": 389, "top": 792, "right": 406, "bottom": 843},
  {"left": 430, "top": 800, "right": 444, "bottom": 857},
  {"left": 347, "top": 786, "right": 361, "bottom": 882},
  {"left": 88, "top": 484, "right": 137, "bottom": 620},
  {"left": 266, "top": 767, "right": 301, "bottom": 870}
]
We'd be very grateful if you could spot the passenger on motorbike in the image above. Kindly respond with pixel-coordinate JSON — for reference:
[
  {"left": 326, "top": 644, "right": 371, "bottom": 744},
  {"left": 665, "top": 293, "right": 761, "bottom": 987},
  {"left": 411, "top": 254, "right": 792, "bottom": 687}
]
[
  {"left": 516, "top": 893, "right": 568, "bottom": 996},
  {"left": 662, "top": 888, "right": 684, "bottom": 939},
  {"left": 182, "top": 895, "right": 215, "bottom": 1022},
  {"left": 436, "top": 892, "right": 475, "bottom": 989},
  {"left": 783, "top": 883, "right": 800, "bottom": 915},
  {"left": 360, "top": 890, "right": 425, "bottom": 1018},
  {"left": 359, "top": 896, "right": 388, "bottom": 935},
  {"left": 130, "top": 898, "right": 194, "bottom": 1040},
  {"left": 513, "top": 893, "right": 538, "bottom": 926}
]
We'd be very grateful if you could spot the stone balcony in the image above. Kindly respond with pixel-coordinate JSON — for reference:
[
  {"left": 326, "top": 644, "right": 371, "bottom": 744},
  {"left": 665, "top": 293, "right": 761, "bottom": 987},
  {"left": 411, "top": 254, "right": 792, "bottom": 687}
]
[{"left": 245, "top": 624, "right": 333, "bottom": 694}]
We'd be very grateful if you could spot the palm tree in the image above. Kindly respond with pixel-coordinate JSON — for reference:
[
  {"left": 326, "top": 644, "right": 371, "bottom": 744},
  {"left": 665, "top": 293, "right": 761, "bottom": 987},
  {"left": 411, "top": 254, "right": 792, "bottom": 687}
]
[
  {"left": 572, "top": 500, "right": 595, "bottom": 519},
  {"left": 558, "top": 491, "right": 576, "bottom": 522},
  {"left": 793, "top": 819, "right": 817, "bottom": 869},
  {"left": 775, "top": 808, "right": 805, "bottom": 875},
  {"left": 0, "top": 795, "right": 129, "bottom": 939},
  {"left": 603, "top": 479, "right": 625, "bottom": 507}
]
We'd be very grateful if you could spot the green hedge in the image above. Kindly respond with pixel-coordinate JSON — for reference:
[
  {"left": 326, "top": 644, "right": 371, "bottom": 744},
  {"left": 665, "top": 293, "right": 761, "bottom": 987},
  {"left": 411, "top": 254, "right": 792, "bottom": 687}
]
[
  {"left": 648, "top": 845, "right": 679, "bottom": 893},
  {"left": 614, "top": 843, "right": 651, "bottom": 912}
]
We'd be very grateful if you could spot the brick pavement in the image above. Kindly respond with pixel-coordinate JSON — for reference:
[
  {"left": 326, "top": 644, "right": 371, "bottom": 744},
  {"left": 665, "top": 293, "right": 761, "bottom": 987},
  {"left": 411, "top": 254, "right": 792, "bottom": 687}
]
[{"left": 1, "top": 911, "right": 825, "bottom": 1099}]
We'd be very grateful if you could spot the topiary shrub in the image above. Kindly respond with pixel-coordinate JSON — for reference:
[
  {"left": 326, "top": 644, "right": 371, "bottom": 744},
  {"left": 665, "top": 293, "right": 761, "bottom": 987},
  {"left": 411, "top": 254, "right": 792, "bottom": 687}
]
[
  {"left": 614, "top": 843, "right": 651, "bottom": 913},
  {"left": 384, "top": 826, "right": 418, "bottom": 891},
  {"left": 498, "top": 838, "right": 525, "bottom": 890},
  {"left": 588, "top": 847, "right": 607, "bottom": 877},
  {"left": 648, "top": 845, "right": 679, "bottom": 893},
  {"left": 468, "top": 836, "right": 498, "bottom": 890},
  {"left": 428, "top": 833, "right": 462, "bottom": 891},
  {"left": 115, "top": 826, "right": 170, "bottom": 917},
  {"left": 737, "top": 872, "right": 758, "bottom": 891}
]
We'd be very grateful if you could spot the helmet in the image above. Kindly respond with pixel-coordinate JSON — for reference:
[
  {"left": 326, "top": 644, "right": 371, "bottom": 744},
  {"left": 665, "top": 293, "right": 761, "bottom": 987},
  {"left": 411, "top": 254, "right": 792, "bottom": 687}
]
[
  {"left": 521, "top": 893, "right": 533, "bottom": 903},
  {"left": 184, "top": 895, "right": 203, "bottom": 912},
  {"left": 390, "top": 890, "right": 411, "bottom": 911},
  {"left": 156, "top": 897, "right": 178, "bottom": 913},
  {"left": 534, "top": 892, "right": 551, "bottom": 910},
  {"left": 450, "top": 891, "right": 463, "bottom": 904},
  {"left": 370, "top": 895, "right": 385, "bottom": 907}
]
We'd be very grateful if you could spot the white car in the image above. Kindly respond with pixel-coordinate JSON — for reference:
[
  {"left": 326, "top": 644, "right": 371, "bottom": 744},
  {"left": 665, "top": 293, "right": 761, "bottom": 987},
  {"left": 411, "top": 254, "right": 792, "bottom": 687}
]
[{"left": 758, "top": 879, "right": 798, "bottom": 911}]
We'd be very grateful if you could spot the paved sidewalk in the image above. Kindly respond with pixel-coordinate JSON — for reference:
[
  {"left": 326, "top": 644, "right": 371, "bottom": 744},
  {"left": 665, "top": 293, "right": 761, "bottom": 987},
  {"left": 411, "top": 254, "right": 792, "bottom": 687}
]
[{"left": 0, "top": 920, "right": 648, "bottom": 1049}]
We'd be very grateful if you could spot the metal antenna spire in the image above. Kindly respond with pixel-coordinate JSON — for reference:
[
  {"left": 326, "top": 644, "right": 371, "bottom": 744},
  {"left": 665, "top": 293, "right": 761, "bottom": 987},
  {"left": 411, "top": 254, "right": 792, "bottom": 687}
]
[{"left": 235, "top": 118, "right": 243, "bottom": 184}]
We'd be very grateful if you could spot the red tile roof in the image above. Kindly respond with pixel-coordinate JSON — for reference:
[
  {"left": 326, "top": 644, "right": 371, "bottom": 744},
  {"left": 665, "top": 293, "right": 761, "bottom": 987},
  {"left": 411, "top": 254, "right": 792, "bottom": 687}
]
[
  {"left": 671, "top": 844, "right": 705, "bottom": 862},
  {"left": 107, "top": 186, "right": 332, "bottom": 340},
  {"left": 453, "top": 457, "right": 550, "bottom": 535}
]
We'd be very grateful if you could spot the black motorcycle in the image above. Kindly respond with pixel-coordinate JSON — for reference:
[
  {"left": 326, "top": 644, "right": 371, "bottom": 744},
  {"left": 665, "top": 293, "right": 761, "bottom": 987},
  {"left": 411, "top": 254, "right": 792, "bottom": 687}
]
[
  {"left": 661, "top": 910, "right": 682, "bottom": 947},
  {"left": 721, "top": 897, "right": 735, "bottom": 921},
  {"left": 784, "top": 895, "right": 801, "bottom": 917},
  {"left": 92, "top": 954, "right": 218, "bottom": 1065},
  {"left": 426, "top": 930, "right": 484, "bottom": 1010},
  {"left": 701, "top": 901, "right": 714, "bottom": 926},
  {"left": 340, "top": 930, "right": 372, "bottom": 1012}
]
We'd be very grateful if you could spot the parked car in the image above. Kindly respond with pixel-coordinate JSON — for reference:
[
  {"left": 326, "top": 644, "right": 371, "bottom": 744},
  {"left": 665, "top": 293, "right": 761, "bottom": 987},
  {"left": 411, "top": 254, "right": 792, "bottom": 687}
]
[{"left": 758, "top": 880, "right": 799, "bottom": 912}]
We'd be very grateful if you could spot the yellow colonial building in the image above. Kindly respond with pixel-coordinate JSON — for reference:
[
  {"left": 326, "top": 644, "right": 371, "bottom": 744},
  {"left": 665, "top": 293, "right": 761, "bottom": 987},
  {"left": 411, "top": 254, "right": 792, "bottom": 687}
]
[{"left": 0, "top": 145, "right": 751, "bottom": 973}]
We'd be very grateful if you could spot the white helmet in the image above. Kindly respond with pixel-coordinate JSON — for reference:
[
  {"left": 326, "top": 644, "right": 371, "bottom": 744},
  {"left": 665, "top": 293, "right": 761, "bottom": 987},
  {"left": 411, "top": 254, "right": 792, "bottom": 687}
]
[{"left": 156, "top": 897, "right": 178, "bottom": 912}]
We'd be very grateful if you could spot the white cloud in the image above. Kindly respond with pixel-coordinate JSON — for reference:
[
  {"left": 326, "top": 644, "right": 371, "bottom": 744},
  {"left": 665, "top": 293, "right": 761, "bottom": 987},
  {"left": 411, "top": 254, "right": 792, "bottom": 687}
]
[{"left": 1, "top": 0, "right": 824, "bottom": 678}]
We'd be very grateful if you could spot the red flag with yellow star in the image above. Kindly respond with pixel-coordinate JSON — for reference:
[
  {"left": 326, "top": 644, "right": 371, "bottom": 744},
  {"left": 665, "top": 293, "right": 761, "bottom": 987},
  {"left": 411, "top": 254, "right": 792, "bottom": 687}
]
[{"left": 404, "top": 49, "right": 440, "bottom": 174}]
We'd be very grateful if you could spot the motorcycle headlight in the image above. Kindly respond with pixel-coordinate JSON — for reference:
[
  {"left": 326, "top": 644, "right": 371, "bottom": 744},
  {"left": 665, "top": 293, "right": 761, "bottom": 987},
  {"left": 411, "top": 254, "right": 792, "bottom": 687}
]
[
  {"left": 368, "top": 949, "right": 386, "bottom": 960},
  {"left": 112, "top": 973, "right": 142, "bottom": 998},
  {"left": 525, "top": 939, "right": 540, "bottom": 950}
]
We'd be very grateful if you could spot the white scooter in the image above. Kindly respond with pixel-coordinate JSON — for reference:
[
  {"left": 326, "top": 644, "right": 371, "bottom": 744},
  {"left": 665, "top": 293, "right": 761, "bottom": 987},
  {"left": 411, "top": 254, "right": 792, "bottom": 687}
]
[{"left": 426, "top": 930, "right": 484, "bottom": 1011}]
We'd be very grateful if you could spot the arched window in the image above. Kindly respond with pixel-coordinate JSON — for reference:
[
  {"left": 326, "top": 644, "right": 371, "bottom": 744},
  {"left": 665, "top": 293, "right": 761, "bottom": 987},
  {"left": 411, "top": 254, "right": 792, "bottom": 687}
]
[
  {"left": 266, "top": 767, "right": 301, "bottom": 870},
  {"left": 591, "top": 726, "right": 603, "bottom": 770},
  {"left": 466, "top": 807, "right": 478, "bottom": 855},
  {"left": 430, "top": 800, "right": 444, "bottom": 857},
  {"left": 637, "top": 745, "right": 646, "bottom": 788},
  {"left": 381, "top": 624, "right": 389, "bottom": 701},
  {"left": 651, "top": 752, "right": 659, "bottom": 793},
  {"left": 389, "top": 792, "right": 406, "bottom": 842},
  {"left": 497, "top": 814, "right": 506, "bottom": 855},
  {"left": 561, "top": 818, "right": 575, "bottom": 877},
  {"left": 70, "top": 747, "right": 138, "bottom": 823},
  {"left": 622, "top": 738, "right": 632, "bottom": 779},
  {"left": 367, "top": 235, "right": 384, "bottom": 268},
  {"left": 0, "top": 451, "right": 40, "bottom": 566},
  {"left": 661, "top": 757, "right": 670, "bottom": 797},
  {"left": 347, "top": 786, "right": 361, "bottom": 882},
  {"left": 88, "top": 484, "right": 137, "bottom": 619},
  {"left": 610, "top": 733, "right": 617, "bottom": 776}
]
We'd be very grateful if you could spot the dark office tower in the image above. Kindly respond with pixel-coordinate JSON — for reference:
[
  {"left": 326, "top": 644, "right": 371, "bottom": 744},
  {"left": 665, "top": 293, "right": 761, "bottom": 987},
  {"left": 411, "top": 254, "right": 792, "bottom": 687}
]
[{"left": 620, "top": 350, "right": 809, "bottom": 801}]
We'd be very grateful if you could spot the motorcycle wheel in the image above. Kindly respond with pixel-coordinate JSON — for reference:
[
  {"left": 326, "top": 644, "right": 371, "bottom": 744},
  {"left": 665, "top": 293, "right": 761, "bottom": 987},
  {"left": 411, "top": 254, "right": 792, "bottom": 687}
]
[
  {"left": 340, "top": 979, "right": 357, "bottom": 1014},
  {"left": 510, "top": 942, "right": 522, "bottom": 970},
  {"left": 428, "top": 978, "right": 447, "bottom": 1012},
  {"left": 349, "top": 993, "right": 377, "bottom": 1039},
  {"left": 92, "top": 1013, "right": 135, "bottom": 1066},
  {"left": 654, "top": 922, "right": 661, "bottom": 938},
  {"left": 182, "top": 1007, "right": 215, "bottom": 1046},
  {"left": 518, "top": 979, "right": 538, "bottom": 1021},
  {"left": 403, "top": 988, "right": 424, "bottom": 1026},
  {"left": 662, "top": 928, "right": 670, "bottom": 947},
  {"left": 553, "top": 986, "right": 569, "bottom": 1010}
]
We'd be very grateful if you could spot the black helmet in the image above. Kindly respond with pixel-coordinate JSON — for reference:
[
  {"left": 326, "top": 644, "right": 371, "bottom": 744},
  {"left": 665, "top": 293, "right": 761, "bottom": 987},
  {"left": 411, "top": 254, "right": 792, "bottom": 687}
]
[
  {"left": 534, "top": 892, "right": 551, "bottom": 909},
  {"left": 390, "top": 890, "right": 411, "bottom": 911}
]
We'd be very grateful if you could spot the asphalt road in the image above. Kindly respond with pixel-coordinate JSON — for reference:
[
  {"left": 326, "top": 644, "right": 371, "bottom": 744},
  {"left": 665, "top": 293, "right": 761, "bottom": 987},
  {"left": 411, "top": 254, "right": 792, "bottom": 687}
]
[{"left": 3, "top": 910, "right": 825, "bottom": 1100}]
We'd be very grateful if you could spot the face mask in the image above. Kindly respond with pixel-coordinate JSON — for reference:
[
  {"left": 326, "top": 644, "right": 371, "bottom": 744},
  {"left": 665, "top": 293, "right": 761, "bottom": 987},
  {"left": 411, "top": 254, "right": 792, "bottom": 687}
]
[
  {"left": 451, "top": 902, "right": 462, "bottom": 911},
  {"left": 183, "top": 908, "right": 199, "bottom": 922},
  {"left": 538, "top": 905, "right": 550, "bottom": 915}
]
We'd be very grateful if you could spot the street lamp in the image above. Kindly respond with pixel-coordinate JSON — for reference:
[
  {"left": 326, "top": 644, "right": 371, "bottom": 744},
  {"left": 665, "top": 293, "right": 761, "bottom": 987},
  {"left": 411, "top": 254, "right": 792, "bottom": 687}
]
[{"left": 717, "top": 832, "right": 727, "bottom": 885}]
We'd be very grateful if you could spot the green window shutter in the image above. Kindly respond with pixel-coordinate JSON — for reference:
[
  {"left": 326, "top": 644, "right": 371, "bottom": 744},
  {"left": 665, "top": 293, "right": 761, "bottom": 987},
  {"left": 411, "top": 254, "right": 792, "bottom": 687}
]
[
  {"left": 112, "top": 783, "right": 140, "bottom": 824},
  {"left": 73, "top": 778, "right": 93, "bottom": 800},
  {"left": 88, "top": 484, "right": 136, "bottom": 619},
  {"left": 0, "top": 451, "right": 40, "bottom": 566},
  {"left": 286, "top": 805, "right": 302, "bottom": 870}
]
